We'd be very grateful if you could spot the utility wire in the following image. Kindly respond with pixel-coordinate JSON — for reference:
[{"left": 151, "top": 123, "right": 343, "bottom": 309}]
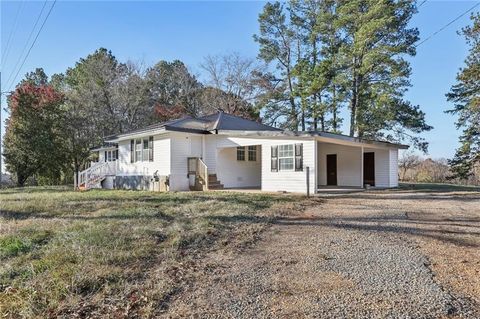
[
  {"left": 416, "top": 2, "right": 480, "bottom": 47},
  {"left": 418, "top": 0, "right": 427, "bottom": 8},
  {"left": 5, "top": 0, "right": 49, "bottom": 89},
  {"left": 2, "top": 1, "right": 25, "bottom": 67},
  {"left": 7, "top": 0, "right": 56, "bottom": 92}
]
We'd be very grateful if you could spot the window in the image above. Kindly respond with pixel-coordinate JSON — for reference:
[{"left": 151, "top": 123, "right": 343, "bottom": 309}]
[
  {"left": 278, "top": 144, "right": 294, "bottom": 171},
  {"left": 135, "top": 139, "right": 142, "bottom": 162},
  {"left": 149, "top": 136, "right": 154, "bottom": 162},
  {"left": 271, "top": 144, "right": 303, "bottom": 172},
  {"left": 131, "top": 137, "right": 154, "bottom": 162},
  {"left": 143, "top": 139, "right": 149, "bottom": 162},
  {"left": 237, "top": 146, "right": 245, "bottom": 161},
  {"left": 107, "top": 151, "right": 112, "bottom": 162},
  {"left": 248, "top": 146, "right": 257, "bottom": 161}
]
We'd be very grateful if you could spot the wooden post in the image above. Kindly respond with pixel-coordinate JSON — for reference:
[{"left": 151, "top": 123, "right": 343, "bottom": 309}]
[{"left": 306, "top": 166, "right": 310, "bottom": 197}]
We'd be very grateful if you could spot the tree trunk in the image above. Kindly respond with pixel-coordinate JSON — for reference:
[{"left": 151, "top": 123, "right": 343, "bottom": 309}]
[
  {"left": 332, "top": 85, "right": 338, "bottom": 131},
  {"left": 17, "top": 172, "right": 26, "bottom": 187},
  {"left": 301, "top": 110, "right": 306, "bottom": 131},
  {"left": 349, "top": 73, "right": 358, "bottom": 137}
]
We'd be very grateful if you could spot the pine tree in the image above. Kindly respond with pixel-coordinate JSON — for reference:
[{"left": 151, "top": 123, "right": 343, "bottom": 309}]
[{"left": 446, "top": 13, "right": 480, "bottom": 179}]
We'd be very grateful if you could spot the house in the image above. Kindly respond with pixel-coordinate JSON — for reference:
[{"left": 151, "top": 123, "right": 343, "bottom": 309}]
[{"left": 76, "top": 112, "right": 408, "bottom": 194}]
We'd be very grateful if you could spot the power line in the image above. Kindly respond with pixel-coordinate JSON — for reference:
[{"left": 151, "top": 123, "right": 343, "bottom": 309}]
[
  {"left": 7, "top": 0, "right": 57, "bottom": 92},
  {"left": 418, "top": 0, "right": 427, "bottom": 8},
  {"left": 416, "top": 2, "right": 480, "bottom": 47},
  {"left": 2, "top": 1, "right": 25, "bottom": 67},
  {"left": 5, "top": 0, "right": 49, "bottom": 89}
]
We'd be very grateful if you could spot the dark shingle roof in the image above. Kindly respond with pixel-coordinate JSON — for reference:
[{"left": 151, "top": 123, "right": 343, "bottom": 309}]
[
  {"left": 104, "top": 112, "right": 408, "bottom": 149},
  {"left": 106, "top": 112, "right": 280, "bottom": 140},
  {"left": 199, "top": 112, "right": 281, "bottom": 131}
]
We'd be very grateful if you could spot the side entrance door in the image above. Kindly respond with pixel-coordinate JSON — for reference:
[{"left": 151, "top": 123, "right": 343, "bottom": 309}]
[
  {"left": 326, "top": 154, "right": 337, "bottom": 186},
  {"left": 363, "top": 152, "right": 375, "bottom": 186}
]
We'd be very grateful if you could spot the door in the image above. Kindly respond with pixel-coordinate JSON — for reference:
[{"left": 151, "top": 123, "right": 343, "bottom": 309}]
[
  {"left": 326, "top": 154, "right": 337, "bottom": 186},
  {"left": 363, "top": 152, "right": 375, "bottom": 186}
]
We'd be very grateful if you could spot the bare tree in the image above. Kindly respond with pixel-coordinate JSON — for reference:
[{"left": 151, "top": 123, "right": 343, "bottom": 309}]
[
  {"left": 200, "top": 53, "right": 265, "bottom": 118},
  {"left": 399, "top": 151, "right": 421, "bottom": 181}
]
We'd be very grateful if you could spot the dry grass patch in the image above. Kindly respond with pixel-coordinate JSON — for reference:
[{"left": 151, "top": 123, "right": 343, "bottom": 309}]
[{"left": 0, "top": 187, "right": 313, "bottom": 318}]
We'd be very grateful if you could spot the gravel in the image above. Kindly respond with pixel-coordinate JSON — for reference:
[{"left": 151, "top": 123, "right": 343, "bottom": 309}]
[{"left": 165, "top": 191, "right": 479, "bottom": 318}]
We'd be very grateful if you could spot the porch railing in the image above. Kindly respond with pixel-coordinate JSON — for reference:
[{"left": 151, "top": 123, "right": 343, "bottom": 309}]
[
  {"left": 188, "top": 157, "right": 208, "bottom": 190},
  {"left": 77, "top": 160, "right": 116, "bottom": 190}
]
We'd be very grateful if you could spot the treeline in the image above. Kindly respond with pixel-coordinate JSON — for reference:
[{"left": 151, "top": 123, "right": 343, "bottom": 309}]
[
  {"left": 3, "top": 0, "right": 436, "bottom": 186},
  {"left": 3, "top": 51, "right": 261, "bottom": 186},
  {"left": 399, "top": 152, "right": 480, "bottom": 185}
]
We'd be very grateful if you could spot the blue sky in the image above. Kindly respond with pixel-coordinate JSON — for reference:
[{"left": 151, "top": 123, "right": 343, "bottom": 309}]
[{"left": 1, "top": 0, "right": 479, "bottom": 172}]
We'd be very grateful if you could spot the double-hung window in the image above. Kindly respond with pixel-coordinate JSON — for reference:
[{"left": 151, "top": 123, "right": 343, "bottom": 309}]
[
  {"left": 135, "top": 139, "right": 143, "bottom": 162},
  {"left": 248, "top": 146, "right": 257, "bottom": 161},
  {"left": 271, "top": 143, "right": 303, "bottom": 172},
  {"left": 143, "top": 139, "right": 149, "bottom": 162},
  {"left": 237, "top": 146, "right": 245, "bottom": 161},
  {"left": 278, "top": 145, "right": 294, "bottom": 171},
  {"left": 131, "top": 137, "right": 154, "bottom": 162}
]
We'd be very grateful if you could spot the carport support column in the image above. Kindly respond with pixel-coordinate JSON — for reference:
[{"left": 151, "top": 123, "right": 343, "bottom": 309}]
[{"left": 360, "top": 146, "right": 364, "bottom": 188}]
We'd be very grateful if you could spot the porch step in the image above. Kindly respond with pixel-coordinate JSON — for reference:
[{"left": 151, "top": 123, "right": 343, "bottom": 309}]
[
  {"left": 208, "top": 183, "right": 224, "bottom": 190},
  {"left": 207, "top": 174, "right": 224, "bottom": 190}
]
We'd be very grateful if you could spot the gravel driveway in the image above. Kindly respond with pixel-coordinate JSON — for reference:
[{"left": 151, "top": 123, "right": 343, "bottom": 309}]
[{"left": 166, "top": 190, "right": 480, "bottom": 318}]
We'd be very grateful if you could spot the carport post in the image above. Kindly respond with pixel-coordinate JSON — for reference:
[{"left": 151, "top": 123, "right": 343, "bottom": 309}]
[{"left": 306, "top": 166, "right": 310, "bottom": 197}]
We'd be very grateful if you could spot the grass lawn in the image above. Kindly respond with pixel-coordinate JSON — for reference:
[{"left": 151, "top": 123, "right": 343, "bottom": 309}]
[{"left": 0, "top": 187, "right": 313, "bottom": 318}]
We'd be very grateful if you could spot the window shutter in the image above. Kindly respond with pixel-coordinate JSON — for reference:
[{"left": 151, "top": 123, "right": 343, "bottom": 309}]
[
  {"left": 104, "top": 151, "right": 107, "bottom": 162},
  {"left": 295, "top": 143, "right": 303, "bottom": 171},
  {"left": 130, "top": 140, "right": 135, "bottom": 163},
  {"left": 271, "top": 146, "right": 278, "bottom": 172},
  {"left": 149, "top": 136, "right": 154, "bottom": 162}
]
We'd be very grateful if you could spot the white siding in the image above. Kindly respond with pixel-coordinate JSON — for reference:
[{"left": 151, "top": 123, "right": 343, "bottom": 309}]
[
  {"left": 216, "top": 146, "right": 261, "bottom": 188},
  {"left": 318, "top": 143, "right": 363, "bottom": 187},
  {"left": 117, "top": 134, "right": 171, "bottom": 177},
  {"left": 369, "top": 148, "right": 390, "bottom": 187},
  {"left": 389, "top": 149, "right": 399, "bottom": 187},
  {"left": 203, "top": 135, "right": 316, "bottom": 194},
  {"left": 261, "top": 138, "right": 316, "bottom": 194},
  {"left": 363, "top": 147, "right": 398, "bottom": 188},
  {"left": 169, "top": 133, "right": 204, "bottom": 191}
]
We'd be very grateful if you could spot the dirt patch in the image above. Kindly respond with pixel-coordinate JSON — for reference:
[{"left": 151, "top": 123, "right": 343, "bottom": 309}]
[{"left": 167, "top": 190, "right": 480, "bottom": 318}]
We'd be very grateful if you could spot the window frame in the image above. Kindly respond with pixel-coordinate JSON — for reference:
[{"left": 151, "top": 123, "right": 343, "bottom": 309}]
[
  {"left": 278, "top": 144, "right": 294, "bottom": 171},
  {"left": 236, "top": 146, "right": 245, "bottom": 161},
  {"left": 135, "top": 139, "right": 143, "bottom": 162},
  {"left": 247, "top": 145, "right": 257, "bottom": 161}
]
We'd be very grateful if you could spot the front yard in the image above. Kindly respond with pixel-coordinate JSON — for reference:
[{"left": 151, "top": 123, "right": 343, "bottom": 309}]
[
  {"left": 0, "top": 188, "right": 312, "bottom": 318},
  {"left": 1, "top": 186, "right": 479, "bottom": 318}
]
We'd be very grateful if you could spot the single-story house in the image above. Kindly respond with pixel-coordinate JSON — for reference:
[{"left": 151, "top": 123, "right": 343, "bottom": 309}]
[{"left": 77, "top": 112, "right": 407, "bottom": 194}]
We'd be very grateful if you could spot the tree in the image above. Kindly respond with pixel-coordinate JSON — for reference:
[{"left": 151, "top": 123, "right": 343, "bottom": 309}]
[
  {"left": 254, "top": 0, "right": 431, "bottom": 149},
  {"left": 145, "top": 60, "right": 203, "bottom": 119},
  {"left": 335, "top": 0, "right": 431, "bottom": 149},
  {"left": 254, "top": 2, "right": 300, "bottom": 129},
  {"left": 446, "top": 13, "right": 480, "bottom": 179},
  {"left": 200, "top": 53, "right": 262, "bottom": 119},
  {"left": 398, "top": 151, "right": 421, "bottom": 180},
  {"left": 3, "top": 72, "right": 66, "bottom": 186}
]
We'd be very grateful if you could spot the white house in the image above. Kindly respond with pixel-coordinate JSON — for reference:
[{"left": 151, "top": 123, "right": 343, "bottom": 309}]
[{"left": 77, "top": 112, "right": 407, "bottom": 194}]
